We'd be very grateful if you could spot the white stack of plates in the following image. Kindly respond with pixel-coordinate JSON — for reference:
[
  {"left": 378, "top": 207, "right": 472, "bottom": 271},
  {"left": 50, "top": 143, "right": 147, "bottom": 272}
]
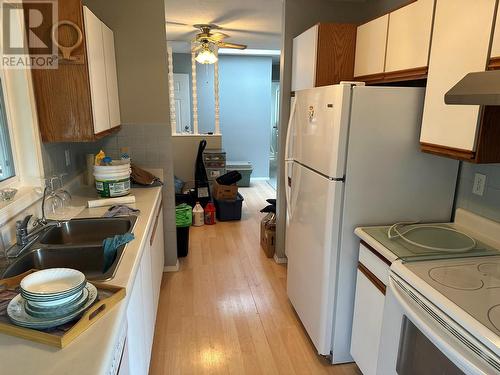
[{"left": 7, "top": 268, "right": 98, "bottom": 329}]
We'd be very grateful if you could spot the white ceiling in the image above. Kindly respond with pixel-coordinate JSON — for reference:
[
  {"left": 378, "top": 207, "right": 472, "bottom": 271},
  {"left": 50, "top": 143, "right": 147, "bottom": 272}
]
[{"left": 165, "top": 0, "right": 283, "bottom": 50}]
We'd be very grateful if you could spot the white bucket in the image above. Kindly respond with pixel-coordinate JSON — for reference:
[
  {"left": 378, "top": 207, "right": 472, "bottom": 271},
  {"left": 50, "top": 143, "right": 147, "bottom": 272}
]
[{"left": 93, "top": 163, "right": 131, "bottom": 198}]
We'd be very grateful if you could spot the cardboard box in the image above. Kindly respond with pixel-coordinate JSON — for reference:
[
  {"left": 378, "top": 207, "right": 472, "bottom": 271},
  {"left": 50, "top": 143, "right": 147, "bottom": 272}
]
[
  {"left": 212, "top": 180, "right": 238, "bottom": 200},
  {"left": 260, "top": 213, "right": 276, "bottom": 258}
]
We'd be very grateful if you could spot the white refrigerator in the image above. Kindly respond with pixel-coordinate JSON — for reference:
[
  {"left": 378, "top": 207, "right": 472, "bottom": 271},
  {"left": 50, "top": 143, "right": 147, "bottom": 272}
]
[{"left": 284, "top": 84, "right": 459, "bottom": 363}]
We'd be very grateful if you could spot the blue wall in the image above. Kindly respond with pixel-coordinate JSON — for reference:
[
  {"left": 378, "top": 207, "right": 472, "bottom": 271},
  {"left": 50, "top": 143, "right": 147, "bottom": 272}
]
[
  {"left": 172, "top": 53, "right": 273, "bottom": 177},
  {"left": 219, "top": 55, "right": 272, "bottom": 177}
]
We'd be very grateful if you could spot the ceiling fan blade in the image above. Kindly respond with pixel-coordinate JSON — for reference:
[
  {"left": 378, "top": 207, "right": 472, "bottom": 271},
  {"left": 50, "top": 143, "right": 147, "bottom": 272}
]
[
  {"left": 218, "top": 42, "right": 247, "bottom": 50},
  {"left": 221, "top": 28, "right": 281, "bottom": 37},
  {"left": 209, "top": 32, "right": 229, "bottom": 41},
  {"left": 166, "top": 21, "right": 190, "bottom": 27},
  {"left": 210, "top": 10, "right": 256, "bottom": 25}
]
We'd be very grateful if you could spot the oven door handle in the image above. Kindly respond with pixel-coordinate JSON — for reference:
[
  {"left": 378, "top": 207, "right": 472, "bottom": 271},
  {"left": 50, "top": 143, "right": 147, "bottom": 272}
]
[{"left": 389, "top": 277, "right": 497, "bottom": 375}]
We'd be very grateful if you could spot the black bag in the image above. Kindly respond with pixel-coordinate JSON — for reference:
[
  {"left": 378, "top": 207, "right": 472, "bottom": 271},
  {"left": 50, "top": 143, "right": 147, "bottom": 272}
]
[{"left": 216, "top": 170, "right": 242, "bottom": 186}]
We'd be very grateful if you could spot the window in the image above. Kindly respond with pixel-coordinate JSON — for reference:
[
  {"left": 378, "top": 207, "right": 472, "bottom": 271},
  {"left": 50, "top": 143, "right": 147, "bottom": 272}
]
[{"left": 0, "top": 78, "right": 15, "bottom": 183}]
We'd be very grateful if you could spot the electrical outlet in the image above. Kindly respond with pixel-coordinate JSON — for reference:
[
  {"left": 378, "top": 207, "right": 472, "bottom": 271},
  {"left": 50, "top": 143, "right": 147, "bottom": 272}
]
[
  {"left": 65, "top": 149, "right": 71, "bottom": 167},
  {"left": 472, "top": 173, "right": 486, "bottom": 196}
]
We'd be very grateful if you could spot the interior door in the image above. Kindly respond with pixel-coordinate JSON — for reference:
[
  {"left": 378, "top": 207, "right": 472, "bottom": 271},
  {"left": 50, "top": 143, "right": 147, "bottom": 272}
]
[
  {"left": 173, "top": 73, "right": 191, "bottom": 133},
  {"left": 286, "top": 162, "right": 343, "bottom": 355}
]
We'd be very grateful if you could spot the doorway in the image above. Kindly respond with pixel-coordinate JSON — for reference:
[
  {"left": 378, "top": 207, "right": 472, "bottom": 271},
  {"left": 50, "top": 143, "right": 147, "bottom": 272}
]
[{"left": 173, "top": 73, "right": 191, "bottom": 134}]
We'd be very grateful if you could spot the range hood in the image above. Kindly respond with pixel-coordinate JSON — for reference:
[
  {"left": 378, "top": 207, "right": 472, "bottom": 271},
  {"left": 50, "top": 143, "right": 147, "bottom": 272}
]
[{"left": 445, "top": 70, "right": 500, "bottom": 105}]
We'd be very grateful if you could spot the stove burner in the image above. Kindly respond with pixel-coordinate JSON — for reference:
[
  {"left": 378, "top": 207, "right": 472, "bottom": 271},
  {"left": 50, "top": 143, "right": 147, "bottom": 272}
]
[
  {"left": 428, "top": 264, "right": 484, "bottom": 290},
  {"left": 487, "top": 304, "right": 500, "bottom": 334},
  {"left": 478, "top": 263, "right": 500, "bottom": 280}
]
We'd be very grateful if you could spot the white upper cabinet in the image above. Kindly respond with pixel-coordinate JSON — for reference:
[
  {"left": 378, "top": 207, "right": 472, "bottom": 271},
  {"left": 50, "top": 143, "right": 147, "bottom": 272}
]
[
  {"left": 354, "top": 15, "right": 389, "bottom": 78},
  {"left": 385, "top": 0, "right": 435, "bottom": 73},
  {"left": 490, "top": 7, "right": 500, "bottom": 59},
  {"left": 83, "top": 6, "right": 121, "bottom": 135},
  {"left": 84, "top": 7, "right": 110, "bottom": 135},
  {"left": 292, "top": 25, "right": 318, "bottom": 92},
  {"left": 419, "top": 0, "right": 496, "bottom": 152},
  {"left": 102, "top": 23, "right": 121, "bottom": 128}
]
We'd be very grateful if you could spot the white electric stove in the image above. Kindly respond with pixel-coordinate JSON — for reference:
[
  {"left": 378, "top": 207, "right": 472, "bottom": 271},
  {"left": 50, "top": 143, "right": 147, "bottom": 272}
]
[{"left": 376, "top": 209, "right": 500, "bottom": 375}]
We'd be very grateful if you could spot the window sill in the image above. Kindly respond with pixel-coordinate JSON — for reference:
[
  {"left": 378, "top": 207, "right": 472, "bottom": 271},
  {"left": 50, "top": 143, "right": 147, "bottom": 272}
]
[{"left": 0, "top": 186, "right": 41, "bottom": 227}]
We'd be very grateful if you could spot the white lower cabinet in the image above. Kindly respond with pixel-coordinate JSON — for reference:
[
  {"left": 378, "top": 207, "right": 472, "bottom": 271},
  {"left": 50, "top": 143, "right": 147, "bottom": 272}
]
[
  {"left": 125, "top": 203, "right": 165, "bottom": 375},
  {"left": 350, "top": 243, "right": 390, "bottom": 375}
]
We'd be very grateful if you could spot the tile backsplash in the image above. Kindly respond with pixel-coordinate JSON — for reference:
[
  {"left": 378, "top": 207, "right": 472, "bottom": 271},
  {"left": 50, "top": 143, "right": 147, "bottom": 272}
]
[{"left": 455, "top": 162, "right": 500, "bottom": 222}]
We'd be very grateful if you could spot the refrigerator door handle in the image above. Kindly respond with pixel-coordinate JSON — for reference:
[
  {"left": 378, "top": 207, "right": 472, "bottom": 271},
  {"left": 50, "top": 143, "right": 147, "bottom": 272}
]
[
  {"left": 284, "top": 97, "right": 297, "bottom": 162},
  {"left": 285, "top": 166, "right": 292, "bottom": 219}
]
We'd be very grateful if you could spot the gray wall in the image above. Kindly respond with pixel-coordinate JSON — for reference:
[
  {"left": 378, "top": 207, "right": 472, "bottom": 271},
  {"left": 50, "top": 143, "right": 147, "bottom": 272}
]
[
  {"left": 275, "top": 0, "right": 410, "bottom": 258},
  {"left": 79, "top": 0, "right": 177, "bottom": 267},
  {"left": 456, "top": 163, "right": 500, "bottom": 222}
]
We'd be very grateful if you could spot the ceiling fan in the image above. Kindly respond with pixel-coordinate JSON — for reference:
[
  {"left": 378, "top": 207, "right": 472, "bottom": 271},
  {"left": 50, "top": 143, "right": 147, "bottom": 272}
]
[{"left": 191, "top": 24, "right": 247, "bottom": 64}]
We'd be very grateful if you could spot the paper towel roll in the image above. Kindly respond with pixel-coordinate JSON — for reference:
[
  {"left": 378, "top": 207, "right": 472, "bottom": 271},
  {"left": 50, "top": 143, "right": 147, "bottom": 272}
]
[{"left": 88, "top": 195, "right": 136, "bottom": 208}]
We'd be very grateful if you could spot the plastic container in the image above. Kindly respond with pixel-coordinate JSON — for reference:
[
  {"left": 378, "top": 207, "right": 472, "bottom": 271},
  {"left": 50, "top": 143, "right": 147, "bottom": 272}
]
[
  {"left": 214, "top": 193, "right": 244, "bottom": 221},
  {"left": 192, "top": 202, "right": 204, "bottom": 226},
  {"left": 176, "top": 226, "right": 189, "bottom": 257},
  {"left": 226, "top": 161, "right": 253, "bottom": 187},
  {"left": 204, "top": 202, "right": 216, "bottom": 225},
  {"left": 93, "top": 162, "right": 131, "bottom": 198}
]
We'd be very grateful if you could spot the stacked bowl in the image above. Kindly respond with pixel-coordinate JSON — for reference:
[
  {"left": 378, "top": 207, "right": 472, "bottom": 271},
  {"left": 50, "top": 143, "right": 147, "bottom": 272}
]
[{"left": 7, "top": 268, "right": 97, "bottom": 329}]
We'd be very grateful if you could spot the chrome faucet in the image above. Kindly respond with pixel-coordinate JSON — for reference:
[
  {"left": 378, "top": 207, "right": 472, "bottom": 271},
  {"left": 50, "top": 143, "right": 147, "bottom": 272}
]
[{"left": 7, "top": 187, "right": 63, "bottom": 258}]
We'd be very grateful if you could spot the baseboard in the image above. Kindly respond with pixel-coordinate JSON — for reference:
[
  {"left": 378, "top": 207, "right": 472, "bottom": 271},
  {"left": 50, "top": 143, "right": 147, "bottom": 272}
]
[
  {"left": 163, "top": 259, "right": 180, "bottom": 272},
  {"left": 273, "top": 253, "right": 288, "bottom": 264}
]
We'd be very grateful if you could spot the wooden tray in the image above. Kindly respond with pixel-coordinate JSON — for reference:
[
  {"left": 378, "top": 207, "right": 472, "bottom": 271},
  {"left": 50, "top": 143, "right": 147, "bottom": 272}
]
[{"left": 0, "top": 270, "right": 126, "bottom": 348}]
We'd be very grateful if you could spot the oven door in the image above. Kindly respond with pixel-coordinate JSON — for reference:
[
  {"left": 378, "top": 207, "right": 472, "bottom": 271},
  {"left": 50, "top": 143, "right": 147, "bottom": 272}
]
[{"left": 377, "top": 273, "right": 500, "bottom": 375}]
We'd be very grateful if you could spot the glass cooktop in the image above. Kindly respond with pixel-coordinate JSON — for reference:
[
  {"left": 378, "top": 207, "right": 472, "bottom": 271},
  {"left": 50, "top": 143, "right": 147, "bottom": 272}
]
[{"left": 361, "top": 224, "right": 500, "bottom": 263}]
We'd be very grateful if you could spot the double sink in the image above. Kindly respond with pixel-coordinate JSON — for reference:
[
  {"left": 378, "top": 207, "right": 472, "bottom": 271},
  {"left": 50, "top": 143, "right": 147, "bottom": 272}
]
[{"left": 1, "top": 216, "right": 137, "bottom": 281}]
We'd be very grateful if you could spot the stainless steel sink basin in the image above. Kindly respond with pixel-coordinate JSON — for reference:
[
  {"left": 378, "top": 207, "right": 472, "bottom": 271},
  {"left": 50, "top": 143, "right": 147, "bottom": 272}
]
[
  {"left": 2, "top": 245, "right": 123, "bottom": 280},
  {"left": 2, "top": 216, "right": 137, "bottom": 281},
  {"left": 39, "top": 217, "right": 134, "bottom": 245}
]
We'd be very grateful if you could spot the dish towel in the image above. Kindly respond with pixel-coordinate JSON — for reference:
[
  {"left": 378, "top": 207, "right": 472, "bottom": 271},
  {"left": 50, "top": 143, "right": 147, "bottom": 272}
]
[
  {"left": 102, "top": 233, "right": 135, "bottom": 272},
  {"left": 103, "top": 205, "right": 140, "bottom": 218}
]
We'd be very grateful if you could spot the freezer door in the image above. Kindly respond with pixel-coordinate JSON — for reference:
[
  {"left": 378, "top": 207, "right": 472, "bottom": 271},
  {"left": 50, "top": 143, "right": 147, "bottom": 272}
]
[
  {"left": 286, "top": 162, "right": 344, "bottom": 355},
  {"left": 293, "top": 85, "right": 351, "bottom": 178}
]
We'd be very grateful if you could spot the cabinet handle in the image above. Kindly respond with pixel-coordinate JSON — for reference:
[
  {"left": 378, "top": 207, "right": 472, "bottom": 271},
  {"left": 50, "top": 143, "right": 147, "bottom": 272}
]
[
  {"left": 358, "top": 262, "right": 386, "bottom": 295},
  {"left": 150, "top": 201, "right": 163, "bottom": 246}
]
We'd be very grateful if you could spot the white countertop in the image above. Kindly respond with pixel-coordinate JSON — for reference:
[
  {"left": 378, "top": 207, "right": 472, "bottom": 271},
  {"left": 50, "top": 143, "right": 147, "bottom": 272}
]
[
  {"left": 0, "top": 185, "right": 162, "bottom": 375},
  {"left": 354, "top": 226, "right": 399, "bottom": 263}
]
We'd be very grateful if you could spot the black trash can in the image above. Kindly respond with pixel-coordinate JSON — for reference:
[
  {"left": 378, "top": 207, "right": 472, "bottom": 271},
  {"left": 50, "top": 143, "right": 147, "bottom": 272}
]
[
  {"left": 214, "top": 193, "right": 244, "bottom": 221},
  {"left": 176, "top": 226, "right": 190, "bottom": 257},
  {"left": 175, "top": 203, "right": 192, "bottom": 257}
]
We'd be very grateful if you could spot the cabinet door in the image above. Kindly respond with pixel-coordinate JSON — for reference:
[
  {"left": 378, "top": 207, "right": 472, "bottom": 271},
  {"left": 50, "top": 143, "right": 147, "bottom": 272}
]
[
  {"left": 150, "top": 208, "right": 165, "bottom": 316},
  {"left": 350, "top": 267, "right": 385, "bottom": 375},
  {"left": 141, "top": 245, "right": 155, "bottom": 366},
  {"left": 291, "top": 25, "right": 318, "bottom": 91},
  {"left": 83, "top": 7, "right": 110, "bottom": 134},
  {"left": 102, "top": 23, "right": 121, "bottom": 128},
  {"left": 385, "top": 0, "right": 435, "bottom": 73},
  {"left": 126, "top": 267, "right": 147, "bottom": 375},
  {"left": 354, "top": 15, "right": 389, "bottom": 78},
  {"left": 490, "top": 7, "right": 500, "bottom": 61},
  {"left": 420, "top": 0, "right": 496, "bottom": 152}
]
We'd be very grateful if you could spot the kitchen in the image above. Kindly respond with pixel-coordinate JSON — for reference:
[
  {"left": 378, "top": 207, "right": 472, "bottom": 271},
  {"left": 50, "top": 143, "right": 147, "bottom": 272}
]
[{"left": 0, "top": 0, "right": 499, "bottom": 374}]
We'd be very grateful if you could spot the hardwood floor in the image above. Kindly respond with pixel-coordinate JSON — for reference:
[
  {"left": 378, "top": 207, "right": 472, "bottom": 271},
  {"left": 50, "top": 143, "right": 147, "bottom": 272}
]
[{"left": 150, "top": 181, "right": 361, "bottom": 375}]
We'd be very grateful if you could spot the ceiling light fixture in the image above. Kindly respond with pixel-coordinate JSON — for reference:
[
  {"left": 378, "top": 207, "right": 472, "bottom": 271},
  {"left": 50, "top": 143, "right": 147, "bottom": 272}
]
[{"left": 195, "top": 43, "right": 218, "bottom": 65}]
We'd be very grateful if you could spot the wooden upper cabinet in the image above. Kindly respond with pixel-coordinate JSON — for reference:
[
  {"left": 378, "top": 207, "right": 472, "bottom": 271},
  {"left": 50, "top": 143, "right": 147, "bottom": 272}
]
[
  {"left": 291, "top": 23, "right": 356, "bottom": 92},
  {"left": 353, "top": 15, "right": 389, "bottom": 81},
  {"left": 420, "top": 0, "right": 500, "bottom": 163},
  {"left": 384, "top": 0, "right": 435, "bottom": 80},
  {"left": 28, "top": 0, "right": 121, "bottom": 142}
]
